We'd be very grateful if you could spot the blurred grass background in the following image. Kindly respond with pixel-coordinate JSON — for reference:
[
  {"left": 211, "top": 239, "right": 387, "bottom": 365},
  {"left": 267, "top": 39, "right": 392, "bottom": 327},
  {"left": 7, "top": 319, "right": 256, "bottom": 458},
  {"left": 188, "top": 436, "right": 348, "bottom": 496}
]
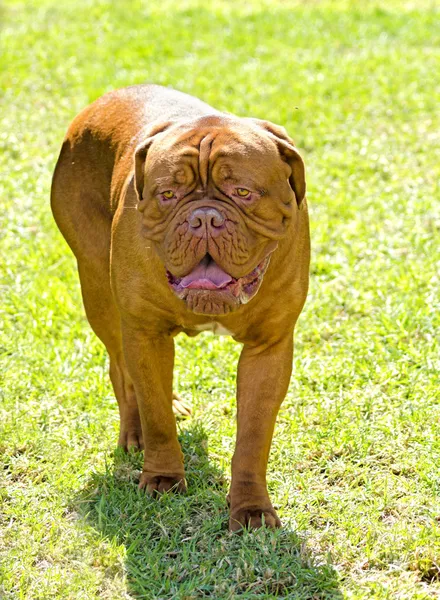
[{"left": 0, "top": 0, "right": 439, "bottom": 598}]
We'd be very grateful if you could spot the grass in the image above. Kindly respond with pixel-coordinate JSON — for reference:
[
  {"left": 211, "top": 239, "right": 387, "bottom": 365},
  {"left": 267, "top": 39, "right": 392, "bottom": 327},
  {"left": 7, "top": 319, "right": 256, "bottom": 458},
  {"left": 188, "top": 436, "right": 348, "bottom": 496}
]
[{"left": 0, "top": 0, "right": 439, "bottom": 597}]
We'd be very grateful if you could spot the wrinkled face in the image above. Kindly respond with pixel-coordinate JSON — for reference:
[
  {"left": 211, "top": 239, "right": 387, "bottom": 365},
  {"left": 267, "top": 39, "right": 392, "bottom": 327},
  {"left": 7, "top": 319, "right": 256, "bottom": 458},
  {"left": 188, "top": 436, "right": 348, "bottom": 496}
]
[{"left": 135, "top": 115, "right": 305, "bottom": 315}]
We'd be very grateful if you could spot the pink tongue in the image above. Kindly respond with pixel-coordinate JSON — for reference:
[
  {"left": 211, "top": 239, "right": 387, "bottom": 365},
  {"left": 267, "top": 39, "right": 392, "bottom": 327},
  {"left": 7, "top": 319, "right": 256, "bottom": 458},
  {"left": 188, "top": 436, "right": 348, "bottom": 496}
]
[{"left": 180, "top": 256, "right": 232, "bottom": 289}]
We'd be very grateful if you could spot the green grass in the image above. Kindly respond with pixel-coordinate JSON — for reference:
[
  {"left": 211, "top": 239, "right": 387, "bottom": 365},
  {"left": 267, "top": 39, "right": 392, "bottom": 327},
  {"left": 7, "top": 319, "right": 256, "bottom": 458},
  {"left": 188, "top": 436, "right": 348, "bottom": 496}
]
[{"left": 1, "top": 0, "right": 439, "bottom": 597}]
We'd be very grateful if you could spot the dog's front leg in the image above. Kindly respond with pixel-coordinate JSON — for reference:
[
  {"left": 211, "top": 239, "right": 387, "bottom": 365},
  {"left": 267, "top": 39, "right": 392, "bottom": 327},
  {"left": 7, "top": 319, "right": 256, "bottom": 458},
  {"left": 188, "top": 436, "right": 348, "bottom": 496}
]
[
  {"left": 229, "top": 335, "right": 293, "bottom": 530},
  {"left": 122, "top": 325, "right": 186, "bottom": 494}
]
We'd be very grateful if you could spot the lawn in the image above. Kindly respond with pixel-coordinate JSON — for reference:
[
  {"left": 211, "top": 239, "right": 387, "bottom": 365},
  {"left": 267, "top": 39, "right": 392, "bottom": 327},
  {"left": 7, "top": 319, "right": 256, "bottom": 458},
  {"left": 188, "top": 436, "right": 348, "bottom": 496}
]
[{"left": 0, "top": 0, "right": 439, "bottom": 598}]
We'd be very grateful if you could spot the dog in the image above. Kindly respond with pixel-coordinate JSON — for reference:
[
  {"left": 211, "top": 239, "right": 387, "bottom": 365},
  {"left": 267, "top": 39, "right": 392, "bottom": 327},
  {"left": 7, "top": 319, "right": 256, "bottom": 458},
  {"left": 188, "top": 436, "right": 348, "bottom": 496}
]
[{"left": 51, "top": 84, "right": 310, "bottom": 530}]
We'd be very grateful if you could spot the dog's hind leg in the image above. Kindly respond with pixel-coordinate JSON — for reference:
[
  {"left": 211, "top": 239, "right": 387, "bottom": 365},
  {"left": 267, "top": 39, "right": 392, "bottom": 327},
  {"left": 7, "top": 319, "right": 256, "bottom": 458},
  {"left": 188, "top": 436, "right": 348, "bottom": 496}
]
[
  {"left": 77, "top": 261, "right": 144, "bottom": 450},
  {"left": 51, "top": 144, "right": 143, "bottom": 450}
]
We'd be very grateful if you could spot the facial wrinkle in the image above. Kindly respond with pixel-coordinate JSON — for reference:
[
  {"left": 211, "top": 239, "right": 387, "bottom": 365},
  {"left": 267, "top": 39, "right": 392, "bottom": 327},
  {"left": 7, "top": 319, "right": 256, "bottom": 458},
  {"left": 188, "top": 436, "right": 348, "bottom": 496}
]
[{"left": 198, "top": 134, "right": 214, "bottom": 189}]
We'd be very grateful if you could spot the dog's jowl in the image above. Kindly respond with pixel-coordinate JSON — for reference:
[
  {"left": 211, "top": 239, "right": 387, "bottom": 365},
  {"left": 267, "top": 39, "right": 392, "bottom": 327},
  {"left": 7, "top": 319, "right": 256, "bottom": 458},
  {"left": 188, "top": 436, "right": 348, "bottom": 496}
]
[{"left": 51, "top": 85, "right": 310, "bottom": 531}]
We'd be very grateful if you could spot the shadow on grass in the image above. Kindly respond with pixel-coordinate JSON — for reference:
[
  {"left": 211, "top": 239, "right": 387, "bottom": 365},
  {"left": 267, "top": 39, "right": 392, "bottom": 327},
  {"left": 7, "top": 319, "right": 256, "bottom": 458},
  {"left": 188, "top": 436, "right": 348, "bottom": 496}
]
[{"left": 76, "top": 422, "right": 342, "bottom": 599}]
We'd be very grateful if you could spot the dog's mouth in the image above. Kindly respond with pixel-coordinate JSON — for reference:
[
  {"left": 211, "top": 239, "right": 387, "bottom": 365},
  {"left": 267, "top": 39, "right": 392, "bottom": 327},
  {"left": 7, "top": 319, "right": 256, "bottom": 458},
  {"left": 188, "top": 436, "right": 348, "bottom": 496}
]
[{"left": 166, "top": 253, "right": 270, "bottom": 306}]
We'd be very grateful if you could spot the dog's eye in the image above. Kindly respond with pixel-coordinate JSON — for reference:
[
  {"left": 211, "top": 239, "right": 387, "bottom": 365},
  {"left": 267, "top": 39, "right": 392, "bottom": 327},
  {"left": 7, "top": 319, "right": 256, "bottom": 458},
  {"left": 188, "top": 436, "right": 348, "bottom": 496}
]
[
  {"left": 161, "top": 190, "right": 175, "bottom": 200},
  {"left": 236, "top": 188, "right": 251, "bottom": 198}
]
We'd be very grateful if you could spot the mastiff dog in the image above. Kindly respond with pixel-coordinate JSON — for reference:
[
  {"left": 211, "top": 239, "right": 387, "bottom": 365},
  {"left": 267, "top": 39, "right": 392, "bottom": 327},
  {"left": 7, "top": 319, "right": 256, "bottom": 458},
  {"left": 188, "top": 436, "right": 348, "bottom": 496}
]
[{"left": 51, "top": 85, "right": 310, "bottom": 530}]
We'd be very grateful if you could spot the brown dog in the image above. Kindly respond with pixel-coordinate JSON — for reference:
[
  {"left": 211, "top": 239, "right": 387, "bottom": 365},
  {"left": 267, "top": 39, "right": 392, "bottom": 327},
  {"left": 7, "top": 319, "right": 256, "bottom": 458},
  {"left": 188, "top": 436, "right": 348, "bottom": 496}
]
[{"left": 51, "top": 85, "right": 310, "bottom": 531}]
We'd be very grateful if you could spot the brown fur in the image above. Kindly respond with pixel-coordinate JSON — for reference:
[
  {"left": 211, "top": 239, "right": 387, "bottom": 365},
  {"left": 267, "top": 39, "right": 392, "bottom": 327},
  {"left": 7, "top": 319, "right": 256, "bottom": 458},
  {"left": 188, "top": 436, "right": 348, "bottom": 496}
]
[{"left": 51, "top": 84, "right": 310, "bottom": 530}]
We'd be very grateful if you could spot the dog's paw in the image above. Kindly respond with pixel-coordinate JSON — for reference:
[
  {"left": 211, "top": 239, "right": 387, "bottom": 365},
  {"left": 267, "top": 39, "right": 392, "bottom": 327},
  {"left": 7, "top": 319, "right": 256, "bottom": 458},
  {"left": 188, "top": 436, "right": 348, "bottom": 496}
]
[
  {"left": 118, "top": 425, "right": 144, "bottom": 452},
  {"left": 138, "top": 472, "right": 187, "bottom": 495},
  {"left": 172, "top": 393, "right": 192, "bottom": 418},
  {"left": 229, "top": 506, "right": 281, "bottom": 532}
]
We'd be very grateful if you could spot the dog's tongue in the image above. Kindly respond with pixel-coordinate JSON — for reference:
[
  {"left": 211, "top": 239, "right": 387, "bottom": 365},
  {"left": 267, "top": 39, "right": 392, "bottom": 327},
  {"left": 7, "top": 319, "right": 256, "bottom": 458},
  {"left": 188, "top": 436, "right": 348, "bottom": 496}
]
[{"left": 180, "top": 255, "right": 232, "bottom": 290}]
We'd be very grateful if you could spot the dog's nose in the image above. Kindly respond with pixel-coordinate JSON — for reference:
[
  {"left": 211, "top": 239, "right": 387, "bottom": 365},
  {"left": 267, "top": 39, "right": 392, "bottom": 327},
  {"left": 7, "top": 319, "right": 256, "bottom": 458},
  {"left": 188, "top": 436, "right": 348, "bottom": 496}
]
[{"left": 188, "top": 207, "right": 225, "bottom": 236}]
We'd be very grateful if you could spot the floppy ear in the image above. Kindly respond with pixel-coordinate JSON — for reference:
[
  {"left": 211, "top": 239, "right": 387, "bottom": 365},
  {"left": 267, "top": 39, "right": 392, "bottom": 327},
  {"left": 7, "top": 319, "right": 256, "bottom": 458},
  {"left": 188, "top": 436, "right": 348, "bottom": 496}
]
[
  {"left": 251, "top": 119, "right": 306, "bottom": 207},
  {"left": 134, "top": 122, "right": 172, "bottom": 202}
]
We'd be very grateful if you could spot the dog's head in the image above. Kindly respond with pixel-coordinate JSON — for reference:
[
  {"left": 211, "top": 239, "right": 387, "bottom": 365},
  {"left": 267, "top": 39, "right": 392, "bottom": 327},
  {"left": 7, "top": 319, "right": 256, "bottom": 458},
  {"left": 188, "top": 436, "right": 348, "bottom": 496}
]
[{"left": 135, "top": 115, "right": 305, "bottom": 315}]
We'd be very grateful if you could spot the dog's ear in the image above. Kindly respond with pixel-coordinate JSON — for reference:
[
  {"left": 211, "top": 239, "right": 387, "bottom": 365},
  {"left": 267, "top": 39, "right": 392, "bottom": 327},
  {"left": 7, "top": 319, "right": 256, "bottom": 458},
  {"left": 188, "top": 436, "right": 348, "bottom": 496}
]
[
  {"left": 250, "top": 119, "right": 306, "bottom": 207},
  {"left": 134, "top": 122, "right": 172, "bottom": 202}
]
